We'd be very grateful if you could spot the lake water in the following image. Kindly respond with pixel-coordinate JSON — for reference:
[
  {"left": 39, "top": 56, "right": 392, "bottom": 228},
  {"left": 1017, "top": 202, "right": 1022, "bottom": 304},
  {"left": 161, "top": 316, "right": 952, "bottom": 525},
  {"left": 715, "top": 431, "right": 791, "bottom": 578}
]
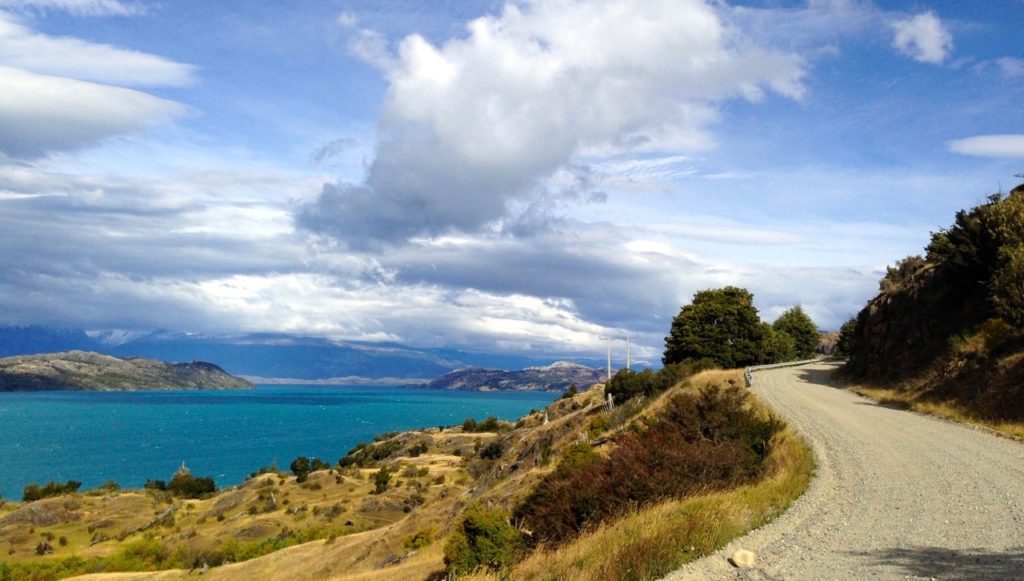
[{"left": 0, "top": 386, "right": 558, "bottom": 499}]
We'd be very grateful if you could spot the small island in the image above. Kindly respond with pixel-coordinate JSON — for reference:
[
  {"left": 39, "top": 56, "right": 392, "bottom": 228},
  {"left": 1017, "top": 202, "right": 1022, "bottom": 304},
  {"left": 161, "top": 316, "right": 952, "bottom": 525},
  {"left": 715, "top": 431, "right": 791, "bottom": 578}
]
[{"left": 0, "top": 350, "right": 253, "bottom": 391}]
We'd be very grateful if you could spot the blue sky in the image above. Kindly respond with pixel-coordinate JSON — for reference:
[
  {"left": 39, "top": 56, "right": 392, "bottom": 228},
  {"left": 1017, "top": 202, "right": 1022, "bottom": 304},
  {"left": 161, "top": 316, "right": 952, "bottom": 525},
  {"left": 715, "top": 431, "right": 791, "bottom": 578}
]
[{"left": 0, "top": 0, "right": 1022, "bottom": 362}]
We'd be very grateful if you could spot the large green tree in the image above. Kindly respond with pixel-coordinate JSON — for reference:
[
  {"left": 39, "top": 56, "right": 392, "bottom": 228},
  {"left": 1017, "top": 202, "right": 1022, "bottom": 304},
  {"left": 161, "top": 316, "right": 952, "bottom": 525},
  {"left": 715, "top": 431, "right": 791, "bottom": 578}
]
[
  {"left": 663, "top": 286, "right": 765, "bottom": 368},
  {"left": 772, "top": 305, "right": 819, "bottom": 359},
  {"left": 760, "top": 324, "right": 796, "bottom": 364}
]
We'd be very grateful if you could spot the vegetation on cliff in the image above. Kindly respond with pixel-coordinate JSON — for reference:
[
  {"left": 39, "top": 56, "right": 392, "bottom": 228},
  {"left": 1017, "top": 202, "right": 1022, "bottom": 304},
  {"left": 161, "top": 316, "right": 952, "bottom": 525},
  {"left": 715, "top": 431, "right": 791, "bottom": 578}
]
[
  {"left": 840, "top": 182, "right": 1024, "bottom": 422},
  {"left": 0, "top": 351, "right": 252, "bottom": 391}
]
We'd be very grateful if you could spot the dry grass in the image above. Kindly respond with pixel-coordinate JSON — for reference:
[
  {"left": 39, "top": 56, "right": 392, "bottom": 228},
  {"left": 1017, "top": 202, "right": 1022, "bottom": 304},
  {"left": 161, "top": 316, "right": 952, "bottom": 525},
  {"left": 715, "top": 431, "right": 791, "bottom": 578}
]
[
  {"left": 852, "top": 386, "right": 1024, "bottom": 440},
  {"left": 472, "top": 376, "right": 814, "bottom": 581}
]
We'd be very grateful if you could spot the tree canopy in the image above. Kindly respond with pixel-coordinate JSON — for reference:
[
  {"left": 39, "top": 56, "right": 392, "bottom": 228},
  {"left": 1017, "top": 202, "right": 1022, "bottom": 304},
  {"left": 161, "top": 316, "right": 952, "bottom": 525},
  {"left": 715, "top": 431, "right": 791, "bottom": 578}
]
[
  {"left": 663, "top": 286, "right": 765, "bottom": 368},
  {"left": 772, "top": 305, "right": 819, "bottom": 359}
]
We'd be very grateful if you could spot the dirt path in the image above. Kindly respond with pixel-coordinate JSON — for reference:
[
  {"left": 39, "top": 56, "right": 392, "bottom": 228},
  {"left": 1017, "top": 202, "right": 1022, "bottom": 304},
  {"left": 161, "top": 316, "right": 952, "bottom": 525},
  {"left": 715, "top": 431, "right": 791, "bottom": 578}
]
[{"left": 664, "top": 361, "right": 1024, "bottom": 580}]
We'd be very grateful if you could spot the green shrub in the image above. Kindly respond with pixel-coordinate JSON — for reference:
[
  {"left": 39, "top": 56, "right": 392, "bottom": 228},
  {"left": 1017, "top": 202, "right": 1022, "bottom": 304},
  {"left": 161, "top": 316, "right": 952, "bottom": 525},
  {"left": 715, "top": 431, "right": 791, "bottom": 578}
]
[
  {"left": 405, "top": 526, "right": 437, "bottom": 550},
  {"left": 443, "top": 504, "right": 521, "bottom": 575},
  {"left": 338, "top": 440, "right": 403, "bottom": 468},
  {"left": 373, "top": 466, "right": 391, "bottom": 494},
  {"left": 479, "top": 442, "right": 503, "bottom": 460},
  {"left": 22, "top": 480, "right": 81, "bottom": 502},
  {"left": 560, "top": 383, "right": 578, "bottom": 399}
]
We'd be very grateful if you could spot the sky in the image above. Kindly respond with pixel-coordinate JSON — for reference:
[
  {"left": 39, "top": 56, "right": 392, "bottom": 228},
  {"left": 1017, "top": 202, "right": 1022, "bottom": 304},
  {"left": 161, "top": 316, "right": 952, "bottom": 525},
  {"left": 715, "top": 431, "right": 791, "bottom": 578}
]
[{"left": 0, "top": 0, "right": 1022, "bottom": 362}]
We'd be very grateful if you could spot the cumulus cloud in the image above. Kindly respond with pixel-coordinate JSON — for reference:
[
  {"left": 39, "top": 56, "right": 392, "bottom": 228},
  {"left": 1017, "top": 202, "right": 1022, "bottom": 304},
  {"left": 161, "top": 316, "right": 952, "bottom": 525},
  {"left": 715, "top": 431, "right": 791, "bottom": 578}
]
[
  {"left": 948, "top": 134, "right": 1024, "bottom": 159},
  {"left": 0, "top": 65, "right": 185, "bottom": 158},
  {"left": 890, "top": 11, "right": 953, "bottom": 64},
  {"left": 0, "top": 11, "right": 194, "bottom": 86},
  {"left": 300, "top": 0, "right": 806, "bottom": 247}
]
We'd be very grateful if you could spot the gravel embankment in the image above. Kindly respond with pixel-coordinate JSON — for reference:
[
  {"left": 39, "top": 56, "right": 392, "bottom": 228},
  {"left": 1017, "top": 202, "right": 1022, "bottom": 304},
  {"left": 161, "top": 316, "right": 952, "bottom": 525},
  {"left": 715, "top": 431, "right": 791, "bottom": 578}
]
[{"left": 664, "top": 361, "right": 1024, "bottom": 580}]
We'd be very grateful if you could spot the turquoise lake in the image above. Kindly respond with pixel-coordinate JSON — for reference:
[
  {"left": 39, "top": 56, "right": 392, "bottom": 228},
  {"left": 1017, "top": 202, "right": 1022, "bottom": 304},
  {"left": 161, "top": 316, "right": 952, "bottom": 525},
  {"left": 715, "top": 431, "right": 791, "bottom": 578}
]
[{"left": 0, "top": 386, "right": 559, "bottom": 499}]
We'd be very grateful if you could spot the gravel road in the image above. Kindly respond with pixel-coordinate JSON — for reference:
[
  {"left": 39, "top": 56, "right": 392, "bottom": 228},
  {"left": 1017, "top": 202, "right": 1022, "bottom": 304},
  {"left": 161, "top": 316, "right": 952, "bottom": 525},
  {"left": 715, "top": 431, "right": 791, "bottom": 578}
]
[{"left": 663, "top": 361, "right": 1024, "bottom": 580}]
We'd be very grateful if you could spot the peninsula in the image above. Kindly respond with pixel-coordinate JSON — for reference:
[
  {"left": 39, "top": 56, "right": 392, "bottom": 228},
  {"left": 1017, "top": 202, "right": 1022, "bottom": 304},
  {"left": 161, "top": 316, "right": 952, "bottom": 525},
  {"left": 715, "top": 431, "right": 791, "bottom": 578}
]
[{"left": 0, "top": 350, "right": 252, "bottom": 391}]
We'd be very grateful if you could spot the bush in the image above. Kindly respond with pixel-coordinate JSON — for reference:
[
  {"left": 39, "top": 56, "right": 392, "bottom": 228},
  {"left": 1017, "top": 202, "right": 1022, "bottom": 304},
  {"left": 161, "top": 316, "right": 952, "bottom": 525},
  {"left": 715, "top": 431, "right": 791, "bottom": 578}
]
[
  {"left": 461, "top": 416, "right": 506, "bottom": 433},
  {"left": 338, "top": 440, "right": 403, "bottom": 468},
  {"left": 560, "top": 383, "right": 578, "bottom": 399},
  {"left": 444, "top": 504, "right": 521, "bottom": 575},
  {"left": 407, "top": 442, "right": 429, "bottom": 457},
  {"left": 515, "top": 385, "right": 782, "bottom": 546},
  {"left": 167, "top": 472, "right": 216, "bottom": 499},
  {"left": 22, "top": 480, "right": 81, "bottom": 502},
  {"left": 405, "top": 526, "right": 437, "bottom": 550},
  {"left": 373, "top": 467, "right": 391, "bottom": 494},
  {"left": 605, "top": 361, "right": 707, "bottom": 404},
  {"left": 479, "top": 442, "right": 503, "bottom": 460}
]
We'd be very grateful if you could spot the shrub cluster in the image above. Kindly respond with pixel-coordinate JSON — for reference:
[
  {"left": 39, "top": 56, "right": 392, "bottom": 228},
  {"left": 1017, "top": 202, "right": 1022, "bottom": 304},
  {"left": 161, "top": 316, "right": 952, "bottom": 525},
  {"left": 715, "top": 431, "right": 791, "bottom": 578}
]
[
  {"left": 461, "top": 416, "right": 507, "bottom": 433},
  {"left": 338, "top": 440, "right": 403, "bottom": 468},
  {"left": 604, "top": 361, "right": 711, "bottom": 404},
  {"left": 289, "top": 456, "right": 329, "bottom": 483},
  {"left": 144, "top": 472, "right": 216, "bottom": 499},
  {"left": 443, "top": 504, "right": 522, "bottom": 575},
  {"left": 22, "top": 480, "right": 81, "bottom": 502},
  {"left": 514, "top": 385, "right": 783, "bottom": 546}
]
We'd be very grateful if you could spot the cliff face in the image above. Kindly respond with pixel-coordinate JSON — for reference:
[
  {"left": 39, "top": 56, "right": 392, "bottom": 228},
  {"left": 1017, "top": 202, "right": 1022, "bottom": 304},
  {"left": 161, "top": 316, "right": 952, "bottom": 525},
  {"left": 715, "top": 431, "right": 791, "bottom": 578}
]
[
  {"left": 426, "top": 361, "right": 606, "bottom": 391},
  {"left": 841, "top": 183, "right": 1024, "bottom": 419},
  {"left": 0, "top": 351, "right": 253, "bottom": 391}
]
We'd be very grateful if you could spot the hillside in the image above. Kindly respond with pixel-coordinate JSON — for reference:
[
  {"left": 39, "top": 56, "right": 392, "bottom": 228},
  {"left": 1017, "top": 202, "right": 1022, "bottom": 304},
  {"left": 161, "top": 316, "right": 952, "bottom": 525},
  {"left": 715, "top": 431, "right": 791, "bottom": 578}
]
[
  {"left": 840, "top": 182, "right": 1024, "bottom": 421},
  {"left": 425, "top": 361, "right": 606, "bottom": 391},
  {"left": 0, "top": 368, "right": 811, "bottom": 580},
  {"left": 0, "top": 351, "right": 252, "bottom": 391}
]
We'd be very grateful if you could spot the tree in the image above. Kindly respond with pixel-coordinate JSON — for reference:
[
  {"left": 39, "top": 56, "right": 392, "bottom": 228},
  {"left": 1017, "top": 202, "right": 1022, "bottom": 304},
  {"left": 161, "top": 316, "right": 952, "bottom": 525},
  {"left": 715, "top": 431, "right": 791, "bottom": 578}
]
[
  {"left": 772, "top": 305, "right": 819, "bottom": 359},
  {"left": 760, "top": 324, "right": 796, "bottom": 364},
  {"left": 663, "top": 286, "right": 765, "bottom": 368},
  {"left": 834, "top": 316, "right": 858, "bottom": 356},
  {"left": 560, "top": 383, "right": 578, "bottom": 399},
  {"left": 290, "top": 457, "right": 309, "bottom": 483},
  {"left": 373, "top": 466, "right": 391, "bottom": 494}
]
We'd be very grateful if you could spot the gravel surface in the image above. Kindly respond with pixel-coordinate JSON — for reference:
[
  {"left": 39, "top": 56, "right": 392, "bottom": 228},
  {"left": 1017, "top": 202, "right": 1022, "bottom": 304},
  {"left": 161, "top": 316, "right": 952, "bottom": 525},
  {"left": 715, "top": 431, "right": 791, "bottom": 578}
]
[{"left": 663, "top": 362, "right": 1024, "bottom": 581}]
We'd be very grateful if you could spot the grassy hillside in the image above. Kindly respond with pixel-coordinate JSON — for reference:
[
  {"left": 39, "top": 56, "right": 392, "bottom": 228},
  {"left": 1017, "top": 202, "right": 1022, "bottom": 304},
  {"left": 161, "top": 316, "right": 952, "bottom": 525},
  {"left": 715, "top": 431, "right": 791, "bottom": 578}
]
[
  {"left": 840, "top": 182, "right": 1024, "bottom": 428},
  {"left": 0, "top": 366, "right": 812, "bottom": 581}
]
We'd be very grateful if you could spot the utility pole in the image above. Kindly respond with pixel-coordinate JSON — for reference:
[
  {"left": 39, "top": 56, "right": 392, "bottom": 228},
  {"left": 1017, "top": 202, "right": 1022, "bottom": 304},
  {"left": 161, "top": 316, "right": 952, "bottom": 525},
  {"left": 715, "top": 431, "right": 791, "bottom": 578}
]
[
  {"left": 626, "top": 335, "right": 631, "bottom": 370},
  {"left": 599, "top": 336, "right": 612, "bottom": 382}
]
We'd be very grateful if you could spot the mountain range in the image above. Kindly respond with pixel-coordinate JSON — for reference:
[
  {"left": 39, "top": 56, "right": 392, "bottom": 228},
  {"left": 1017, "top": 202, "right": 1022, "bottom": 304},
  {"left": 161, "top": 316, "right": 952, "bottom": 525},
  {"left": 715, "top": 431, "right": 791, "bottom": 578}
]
[{"left": 0, "top": 325, "right": 619, "bottom": 382}]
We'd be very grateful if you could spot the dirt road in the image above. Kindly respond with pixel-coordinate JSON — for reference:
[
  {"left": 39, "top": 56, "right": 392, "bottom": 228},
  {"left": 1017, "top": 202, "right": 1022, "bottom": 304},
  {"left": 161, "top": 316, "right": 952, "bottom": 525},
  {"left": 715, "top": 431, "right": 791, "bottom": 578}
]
[{"left": 664, "top": 361, "right": 1024, "bottom": 580}]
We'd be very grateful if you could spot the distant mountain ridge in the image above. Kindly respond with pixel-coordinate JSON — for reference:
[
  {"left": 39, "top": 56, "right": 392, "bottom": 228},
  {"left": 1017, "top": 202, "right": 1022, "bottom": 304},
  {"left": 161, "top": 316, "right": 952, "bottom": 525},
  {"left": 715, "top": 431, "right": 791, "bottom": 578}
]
[
  {"left": 426, "top": 361, "right": 606, "bottom": 391},
  {"left": 0, "top": 351, "right": 252, "bottom": 391},
  {"left": 0, "top": 326, "right": 612, "bottom": 381}
]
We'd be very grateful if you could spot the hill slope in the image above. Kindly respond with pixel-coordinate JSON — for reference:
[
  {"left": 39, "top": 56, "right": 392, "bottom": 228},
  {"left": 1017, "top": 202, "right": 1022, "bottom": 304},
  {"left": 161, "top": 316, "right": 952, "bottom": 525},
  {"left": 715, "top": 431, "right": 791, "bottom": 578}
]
[
  {"left": 425, "top": 361, "right": 606, "bottom": 391},
  {"left": 0, "top": 351, "right": 253, "bottom": 391},
  {"left": 840, "top": 182, "right": 1024, "bottom": 420}
]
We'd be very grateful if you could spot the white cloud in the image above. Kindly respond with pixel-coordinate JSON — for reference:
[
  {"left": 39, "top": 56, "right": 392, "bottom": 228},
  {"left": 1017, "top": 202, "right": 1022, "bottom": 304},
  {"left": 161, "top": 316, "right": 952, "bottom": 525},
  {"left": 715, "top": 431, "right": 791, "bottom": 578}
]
[
  {"left": 336, "top": 11, "right": 357, "bottom": 28},
  {"left": 890, "top": 11, "right": 953, "bottom": 64},
  {"left": 0, "top": 0, "right": 139, "bottom": 16},
  {"left": 0, "top": 11, "right": 194, "bottom": 87},
  {"left": 307, "top": 0, "right": 806, "bottom": 247},
  {"left": 0, "top": 65, "right": 185, "bottom": 158},
  {"left": 347, "top": 28, "right": 393, "bottom": 70},
  {"left": 996, "top": 57, "right": 1024, "bottom": 78},
  {"left": 948, "top": 134, "right": 1024, "bottom": 159}
]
